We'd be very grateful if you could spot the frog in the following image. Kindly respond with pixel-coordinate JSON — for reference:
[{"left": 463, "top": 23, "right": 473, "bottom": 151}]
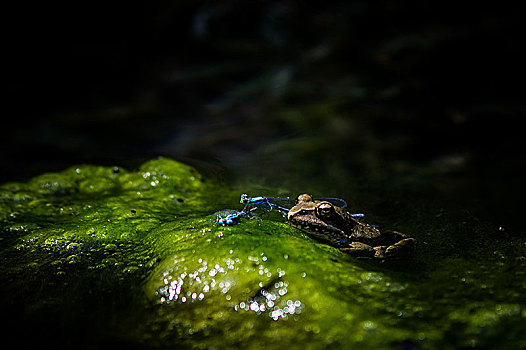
[{"left": 287, "top": 194, "right": 416, "bottom": 259}]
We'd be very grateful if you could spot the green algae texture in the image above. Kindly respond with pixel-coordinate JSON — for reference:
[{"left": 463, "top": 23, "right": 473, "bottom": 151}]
[{"left": 1, "top": 158, "right": 525, "bottom": 349}]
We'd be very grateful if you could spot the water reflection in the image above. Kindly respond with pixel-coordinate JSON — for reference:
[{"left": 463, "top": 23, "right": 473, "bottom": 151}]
[
  {"left": 235, "top": 277, "right": 303, "bottom": 321},
  {"left": 157, "top": 255, "right": 239, "bottom": 304},
  {"left": 155, "top": 252, "right": 303, "bottom": 321}
]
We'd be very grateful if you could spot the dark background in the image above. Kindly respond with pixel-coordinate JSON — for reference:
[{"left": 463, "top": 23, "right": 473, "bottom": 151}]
[{"left": 2, "top": 1, "right": 525, "bottom": 224}]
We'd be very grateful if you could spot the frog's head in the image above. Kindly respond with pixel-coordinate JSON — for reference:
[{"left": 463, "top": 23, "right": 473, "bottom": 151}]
[
  {"left": 288, "top": 194, "right": 341, "bottom": 222},
  {"left": 287, "top": 194, "right": 347, "bottom": 243}
]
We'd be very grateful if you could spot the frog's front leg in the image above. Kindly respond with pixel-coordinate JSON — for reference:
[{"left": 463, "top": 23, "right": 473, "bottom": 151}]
[{"left": 340, "top": 242, "right": 375, "bottom": 257}]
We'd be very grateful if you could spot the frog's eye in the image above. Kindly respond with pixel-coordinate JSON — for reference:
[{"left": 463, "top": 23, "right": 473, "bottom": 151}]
[{"left": 316, "top": 202, "right": 334, "bottom": 218}]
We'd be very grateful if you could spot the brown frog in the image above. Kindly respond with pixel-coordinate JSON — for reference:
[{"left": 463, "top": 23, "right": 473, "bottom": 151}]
[{"left": 287, "top": 194, "right": 415, "bottom": 259}]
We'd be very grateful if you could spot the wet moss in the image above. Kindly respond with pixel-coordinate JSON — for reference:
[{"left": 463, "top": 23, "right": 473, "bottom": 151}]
[{"left": 0, "top": 157, "right": 524, "bottom": 349}]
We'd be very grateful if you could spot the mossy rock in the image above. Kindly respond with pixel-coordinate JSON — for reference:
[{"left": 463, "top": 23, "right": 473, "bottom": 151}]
[{"left": 0, "top": 158, "right": 524, "bottom": 349}]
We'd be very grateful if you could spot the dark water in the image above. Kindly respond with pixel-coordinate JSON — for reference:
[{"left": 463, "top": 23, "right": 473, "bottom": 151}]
[{"left": 2, "top": 2, "right": 525, "bottom": 349}]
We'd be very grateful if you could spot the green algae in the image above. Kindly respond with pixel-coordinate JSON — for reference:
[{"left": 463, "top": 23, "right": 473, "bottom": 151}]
[{"left": 1, "top": 158, "right": 525, "bottom": 349}]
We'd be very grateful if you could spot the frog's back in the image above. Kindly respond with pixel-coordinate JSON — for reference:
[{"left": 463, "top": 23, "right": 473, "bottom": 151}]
[{"left": 343, "top": 212, "right": 382, "bottom": 240}]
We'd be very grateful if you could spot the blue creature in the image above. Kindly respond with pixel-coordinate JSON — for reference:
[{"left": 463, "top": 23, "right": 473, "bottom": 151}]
[
  {"left": 239, "top": 194, "right": 291, "bottom": 214},
  {"left": 216, "top": 210, "right": 247, "bottom": 226}
]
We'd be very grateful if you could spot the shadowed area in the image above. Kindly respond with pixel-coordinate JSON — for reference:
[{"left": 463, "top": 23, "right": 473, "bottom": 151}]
[{"left": 1, "top": 2, "right": 525, "bottom": 349}]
